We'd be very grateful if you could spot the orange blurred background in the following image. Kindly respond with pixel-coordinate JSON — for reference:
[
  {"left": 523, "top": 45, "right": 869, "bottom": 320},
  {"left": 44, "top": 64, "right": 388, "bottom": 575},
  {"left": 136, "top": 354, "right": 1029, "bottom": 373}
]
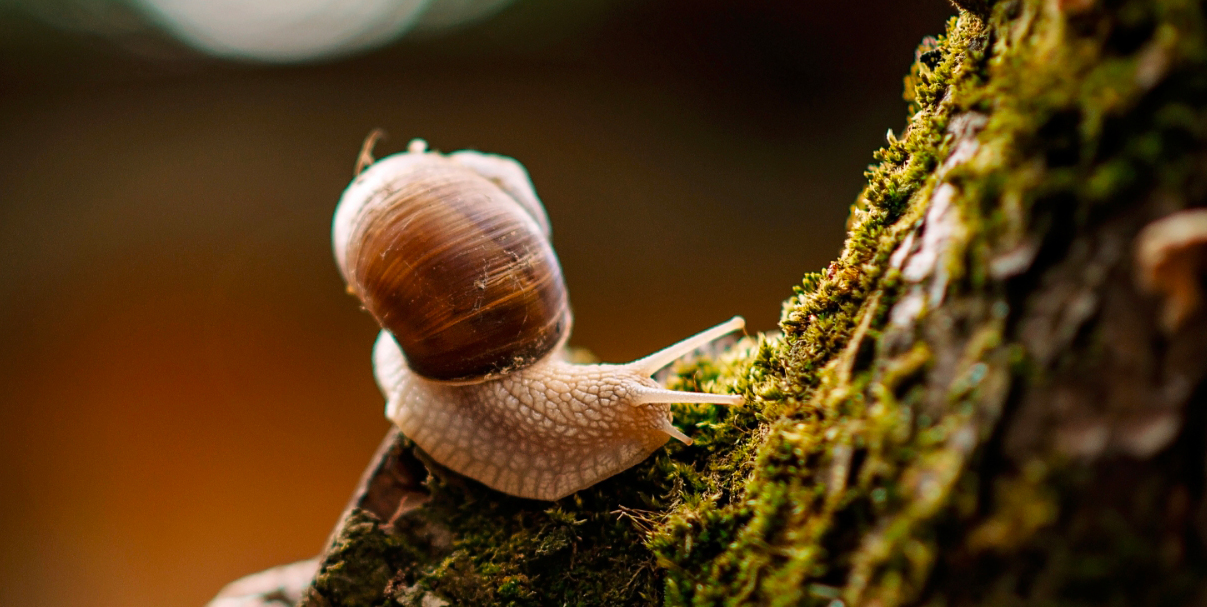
[{"left": 0, "top": 1, "right": 954, "bottom": 605}]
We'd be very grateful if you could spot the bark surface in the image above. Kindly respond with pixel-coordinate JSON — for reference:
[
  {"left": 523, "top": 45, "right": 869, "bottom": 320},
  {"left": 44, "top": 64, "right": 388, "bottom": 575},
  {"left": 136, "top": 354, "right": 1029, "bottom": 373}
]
[{"left": 295, "top": 1, "right": 1207, "bottom": 605}]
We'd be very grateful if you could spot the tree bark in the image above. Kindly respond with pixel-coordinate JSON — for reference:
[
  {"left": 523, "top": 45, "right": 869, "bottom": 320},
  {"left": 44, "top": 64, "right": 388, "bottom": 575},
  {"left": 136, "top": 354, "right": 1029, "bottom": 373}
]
[{"left": 282, "top": 1, "right": 1207, "bottom": 605}]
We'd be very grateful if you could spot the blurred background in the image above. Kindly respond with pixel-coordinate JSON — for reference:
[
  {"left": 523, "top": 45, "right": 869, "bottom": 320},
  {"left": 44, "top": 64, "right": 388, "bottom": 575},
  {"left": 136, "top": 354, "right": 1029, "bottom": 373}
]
[{"left": 0, "top": 1, "right": 955, "bottom": 605}]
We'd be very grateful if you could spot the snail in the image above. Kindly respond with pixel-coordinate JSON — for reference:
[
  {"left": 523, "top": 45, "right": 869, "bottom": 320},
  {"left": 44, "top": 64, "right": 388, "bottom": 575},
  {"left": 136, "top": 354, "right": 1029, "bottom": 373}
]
[{"left": 332, "top": 136, "right": 745, "bottom": 501}]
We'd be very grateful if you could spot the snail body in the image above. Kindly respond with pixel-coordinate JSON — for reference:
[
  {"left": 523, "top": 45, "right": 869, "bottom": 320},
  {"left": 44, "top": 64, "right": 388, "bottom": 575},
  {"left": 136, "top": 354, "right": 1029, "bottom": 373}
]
[{"left": 334, "top": 138, "right": 743, "bottom": 500}]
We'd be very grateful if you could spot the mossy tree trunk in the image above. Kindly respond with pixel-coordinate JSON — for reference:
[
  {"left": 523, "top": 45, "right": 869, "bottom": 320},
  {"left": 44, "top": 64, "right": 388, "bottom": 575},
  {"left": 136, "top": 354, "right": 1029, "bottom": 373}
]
[{"left": 297, "top": 1, "right": 1207, "bottom": 605}]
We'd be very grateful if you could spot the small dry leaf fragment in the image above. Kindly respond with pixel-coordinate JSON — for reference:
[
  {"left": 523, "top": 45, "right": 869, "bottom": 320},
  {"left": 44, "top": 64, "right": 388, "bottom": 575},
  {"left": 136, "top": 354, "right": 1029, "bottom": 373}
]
[{"left": 1134, "top": 208, "right": 1207, "bottom": 332}]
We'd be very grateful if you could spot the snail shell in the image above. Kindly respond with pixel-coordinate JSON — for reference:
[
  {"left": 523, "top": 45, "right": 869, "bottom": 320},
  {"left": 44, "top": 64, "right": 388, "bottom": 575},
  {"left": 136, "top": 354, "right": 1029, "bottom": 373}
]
[
  {"left": 333, "top": 139, "right": 570, "bottom": 382},
  {"left": 333, "top": 138, "right": 745, "bottom": 500}
]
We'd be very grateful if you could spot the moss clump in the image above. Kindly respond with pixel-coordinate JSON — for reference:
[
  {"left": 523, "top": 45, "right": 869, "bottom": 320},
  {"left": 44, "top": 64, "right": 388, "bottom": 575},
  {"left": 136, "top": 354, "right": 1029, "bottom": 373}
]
[
  {"left": 648, "top": 13, "right": 993, "bottom": 605},
  {"left": 305, "top": 1, "right": 1207, "bottom": 605},
  {"left": 653, "top": 0, "right": 1207, "bottom": 605},
  {"left": 304, "top": 339, "right": 762, "bottom": 607}
]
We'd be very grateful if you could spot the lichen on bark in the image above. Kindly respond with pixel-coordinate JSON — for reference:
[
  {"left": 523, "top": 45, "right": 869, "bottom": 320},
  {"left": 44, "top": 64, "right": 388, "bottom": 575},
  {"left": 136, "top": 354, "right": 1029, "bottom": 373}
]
[{"left": 299, "top": 1, "right": 1207, "bottom": 605}]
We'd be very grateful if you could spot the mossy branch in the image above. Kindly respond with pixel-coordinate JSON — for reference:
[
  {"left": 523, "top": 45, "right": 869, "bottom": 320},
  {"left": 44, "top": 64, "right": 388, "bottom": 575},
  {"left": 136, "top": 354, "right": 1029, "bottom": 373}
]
[{"left": 244, "top": 2, "right": 1207, "bottom": 605}]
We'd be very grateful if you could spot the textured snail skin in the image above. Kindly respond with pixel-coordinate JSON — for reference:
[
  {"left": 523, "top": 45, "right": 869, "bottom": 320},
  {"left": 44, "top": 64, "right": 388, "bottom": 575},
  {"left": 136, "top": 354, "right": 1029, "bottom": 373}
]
[
  {"left": 373, "top": 318, "right": 745, "bottom": 500},
  {"left": 336, "top": 139, "right": 744, "bottom": 500}
]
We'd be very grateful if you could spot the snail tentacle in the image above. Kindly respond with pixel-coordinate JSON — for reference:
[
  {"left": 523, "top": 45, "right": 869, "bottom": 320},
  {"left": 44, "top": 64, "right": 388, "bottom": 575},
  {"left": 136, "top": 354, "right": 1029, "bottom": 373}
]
[
  {"left": 628, "top": 387, "right": 744, "bottom": 407},
  {"left": 627, "top": 316, "right": 746, "bottom": 376},
  {"left": 335, "top": 139, "right": 745, "bottom": 500},
  {"left": 656, "top": 417, "right": 694, "bottom": 446}
]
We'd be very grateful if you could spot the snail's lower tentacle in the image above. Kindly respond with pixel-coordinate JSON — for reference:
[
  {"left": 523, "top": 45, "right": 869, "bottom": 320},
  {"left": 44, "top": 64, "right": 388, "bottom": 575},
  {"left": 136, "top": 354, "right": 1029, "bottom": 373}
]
[
  {"left": 337, "top": 141, "right": 747, "bottom": 500},
  {"left": 658, "top": 417, "right": 694, "bottom": 445}
]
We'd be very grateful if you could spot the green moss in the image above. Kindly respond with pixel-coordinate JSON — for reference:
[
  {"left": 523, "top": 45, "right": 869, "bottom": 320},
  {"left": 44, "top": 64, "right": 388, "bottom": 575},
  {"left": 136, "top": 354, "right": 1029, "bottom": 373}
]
[
  {"left": 655, "top": 0, "right": 1207, "bottom": 604},
  {"left": 305, "top": 510, "right": 427, "bottom": 607},
  {"left": 645, "top": 12, "right": 993, "bottom": 604},
  {"left": 305, "top": 336, "right": 763, "bottom": 607},
  {"left": 306, "top": 1, "right": 1207, "bottom": 604}
]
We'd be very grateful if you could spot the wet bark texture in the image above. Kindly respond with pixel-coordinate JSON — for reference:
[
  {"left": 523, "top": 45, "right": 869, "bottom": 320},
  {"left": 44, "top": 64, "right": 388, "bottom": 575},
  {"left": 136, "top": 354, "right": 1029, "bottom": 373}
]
[{"left": 280, "top": 1, "right": 1207, "bottom": 605}]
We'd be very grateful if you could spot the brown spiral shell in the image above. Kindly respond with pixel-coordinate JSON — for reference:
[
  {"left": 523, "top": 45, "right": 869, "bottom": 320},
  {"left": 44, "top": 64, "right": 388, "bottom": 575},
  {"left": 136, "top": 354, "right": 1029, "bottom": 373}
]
[{"left": 332, "top": 143, "right": 571, "bottom": 383}]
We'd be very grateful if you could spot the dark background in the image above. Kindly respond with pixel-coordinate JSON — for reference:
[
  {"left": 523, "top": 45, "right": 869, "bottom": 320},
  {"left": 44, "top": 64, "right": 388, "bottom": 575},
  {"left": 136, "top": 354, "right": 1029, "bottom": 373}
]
[{"left": 0, "top": 1, "right": 955, "bottom": 605}]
